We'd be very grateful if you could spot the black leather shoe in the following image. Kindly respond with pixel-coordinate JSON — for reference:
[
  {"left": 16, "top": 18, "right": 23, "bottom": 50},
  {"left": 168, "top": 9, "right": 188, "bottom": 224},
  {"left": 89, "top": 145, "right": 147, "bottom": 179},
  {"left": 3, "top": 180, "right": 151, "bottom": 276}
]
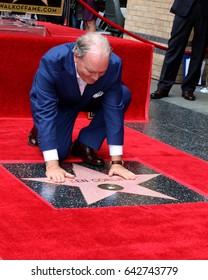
[
  {"left": 150, "top": 88, "right": 169, "bottom": 99},
  {"left": 182, "top": 91, "right": 196, "bottom": 101},
  {"left": 28, "top": 125, "right": 39, "bottom": 146},
  {"left": 71, "top": 140, "right": 105, "bottom": 166}
]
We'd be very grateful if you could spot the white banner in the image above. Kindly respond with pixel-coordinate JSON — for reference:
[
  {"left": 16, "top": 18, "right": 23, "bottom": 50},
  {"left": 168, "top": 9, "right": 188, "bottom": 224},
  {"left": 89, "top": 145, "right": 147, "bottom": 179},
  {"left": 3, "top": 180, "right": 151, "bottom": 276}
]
[{"left": 0, "top": 260, "right": 208, "bottom": 280}]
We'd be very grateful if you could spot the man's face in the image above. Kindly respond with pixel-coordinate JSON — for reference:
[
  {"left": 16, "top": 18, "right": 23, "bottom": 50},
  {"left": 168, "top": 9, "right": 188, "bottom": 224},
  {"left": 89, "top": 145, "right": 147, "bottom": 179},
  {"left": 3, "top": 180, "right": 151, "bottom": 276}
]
[{"left": 74, "top": 49, "right": 109, "bottom": 84}]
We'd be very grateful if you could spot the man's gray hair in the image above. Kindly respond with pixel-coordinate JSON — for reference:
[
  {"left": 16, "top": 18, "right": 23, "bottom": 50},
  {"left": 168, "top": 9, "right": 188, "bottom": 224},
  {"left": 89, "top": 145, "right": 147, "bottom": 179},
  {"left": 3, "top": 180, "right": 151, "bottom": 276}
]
[{"left": 73, "top": 32, "right": 112, "bottom": 58}]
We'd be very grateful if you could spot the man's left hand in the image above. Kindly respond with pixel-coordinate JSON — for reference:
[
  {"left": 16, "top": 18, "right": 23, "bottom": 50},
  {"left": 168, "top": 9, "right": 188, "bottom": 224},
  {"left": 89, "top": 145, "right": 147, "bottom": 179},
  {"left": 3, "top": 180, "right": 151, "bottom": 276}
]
[{"left": 108, "top": 164, "right": 137, "bottom": 180}]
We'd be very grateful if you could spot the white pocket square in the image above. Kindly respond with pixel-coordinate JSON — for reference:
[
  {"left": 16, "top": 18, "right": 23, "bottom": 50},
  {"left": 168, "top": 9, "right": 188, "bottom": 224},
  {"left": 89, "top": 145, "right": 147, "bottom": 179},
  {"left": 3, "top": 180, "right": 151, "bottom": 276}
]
[{"left": 93, "top": 91, "right": 104, "bottom": 98}]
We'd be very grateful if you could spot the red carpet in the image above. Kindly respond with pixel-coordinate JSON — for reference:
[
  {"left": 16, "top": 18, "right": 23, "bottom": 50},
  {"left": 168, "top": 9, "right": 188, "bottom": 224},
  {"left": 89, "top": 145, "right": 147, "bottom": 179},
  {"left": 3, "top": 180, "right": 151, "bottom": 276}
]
[
  {"left": 0, "top": 118, "right": 208, "bottom": 260},
  {"left": 0, "top": 22, "right": 207, "bottom": 260},
  {"left": 0, "top": 23, "right": 153, "bottom": 122}
]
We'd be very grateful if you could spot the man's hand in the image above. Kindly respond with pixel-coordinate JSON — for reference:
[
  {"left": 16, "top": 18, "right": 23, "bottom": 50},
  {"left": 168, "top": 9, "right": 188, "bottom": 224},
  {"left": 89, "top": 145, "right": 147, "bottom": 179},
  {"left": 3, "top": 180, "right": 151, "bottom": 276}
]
[
  {"left": 46, "top": 160, "right": 75, "bottom": 183},
  {"left": 108, "top": 164, "right": 137, "bottom": 180}
]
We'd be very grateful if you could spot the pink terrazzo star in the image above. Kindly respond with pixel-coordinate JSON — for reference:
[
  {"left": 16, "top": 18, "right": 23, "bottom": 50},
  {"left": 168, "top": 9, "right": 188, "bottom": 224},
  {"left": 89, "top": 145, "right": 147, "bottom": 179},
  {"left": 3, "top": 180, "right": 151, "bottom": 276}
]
[{"left": 22, "top": 164, "right": 177, "bottom": 205}]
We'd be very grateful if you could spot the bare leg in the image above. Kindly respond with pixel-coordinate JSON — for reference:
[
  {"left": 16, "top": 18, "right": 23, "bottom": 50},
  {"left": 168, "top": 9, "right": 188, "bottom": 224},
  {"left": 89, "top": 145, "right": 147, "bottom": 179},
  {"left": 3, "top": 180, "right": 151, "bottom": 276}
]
[{"left": 85, "top": 19, "right": 96, "bottom": 32}]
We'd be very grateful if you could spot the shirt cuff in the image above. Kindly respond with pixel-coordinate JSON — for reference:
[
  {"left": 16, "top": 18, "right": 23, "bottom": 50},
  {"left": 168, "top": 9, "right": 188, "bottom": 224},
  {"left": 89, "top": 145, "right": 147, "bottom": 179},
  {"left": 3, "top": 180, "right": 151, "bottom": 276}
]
[
  {"left": 43, "top": 149, "right": 59, "bottom": 162},
  {"left": 109, "top": 145, "right": 123, "bottom": 156}
]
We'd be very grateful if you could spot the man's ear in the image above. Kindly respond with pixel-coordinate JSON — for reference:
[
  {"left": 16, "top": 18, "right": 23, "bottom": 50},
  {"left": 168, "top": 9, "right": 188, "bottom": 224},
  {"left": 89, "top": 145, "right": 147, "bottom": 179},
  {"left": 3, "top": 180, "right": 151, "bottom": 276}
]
[{"left": 74, "top": 53, "right": 78, "bottom": 63}]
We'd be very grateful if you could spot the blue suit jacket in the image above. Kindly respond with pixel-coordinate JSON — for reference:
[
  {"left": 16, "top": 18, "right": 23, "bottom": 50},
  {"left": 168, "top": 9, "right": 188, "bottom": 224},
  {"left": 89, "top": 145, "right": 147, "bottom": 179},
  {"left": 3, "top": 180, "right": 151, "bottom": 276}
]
[
  {"left": 30, "top": 43, "right": 125, "bottom": 152},
  {"left": 170, "top": 0, "right": 208, "bottom": 18}
]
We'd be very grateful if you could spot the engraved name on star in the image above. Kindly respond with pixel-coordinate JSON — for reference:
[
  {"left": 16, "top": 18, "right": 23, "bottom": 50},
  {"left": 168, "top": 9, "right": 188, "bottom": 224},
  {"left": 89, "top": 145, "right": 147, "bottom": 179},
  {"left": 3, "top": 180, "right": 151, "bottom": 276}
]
[{"left": 22, "top": 164, "right": 177, "bottom": 205}]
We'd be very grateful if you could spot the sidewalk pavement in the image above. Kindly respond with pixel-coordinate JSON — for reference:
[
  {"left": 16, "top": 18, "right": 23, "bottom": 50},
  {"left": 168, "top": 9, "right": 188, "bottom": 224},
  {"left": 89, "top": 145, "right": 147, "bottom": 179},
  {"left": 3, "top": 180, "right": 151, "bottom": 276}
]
[{"left": 150, "top": 79, "right": 208, "bottom": 115}]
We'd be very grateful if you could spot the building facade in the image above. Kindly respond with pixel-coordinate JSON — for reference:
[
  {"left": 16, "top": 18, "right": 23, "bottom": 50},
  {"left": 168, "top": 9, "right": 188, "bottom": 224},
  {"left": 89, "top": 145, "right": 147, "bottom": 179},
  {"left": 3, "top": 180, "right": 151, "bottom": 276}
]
[{"left": 124, "top": 0, "right": 207, "bottom": 83}]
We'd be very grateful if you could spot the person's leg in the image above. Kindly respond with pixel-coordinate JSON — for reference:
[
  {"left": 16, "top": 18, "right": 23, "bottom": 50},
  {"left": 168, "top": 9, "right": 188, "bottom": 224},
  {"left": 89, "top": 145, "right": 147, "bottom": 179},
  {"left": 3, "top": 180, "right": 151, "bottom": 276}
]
[
  {"left": 84, "top": 19, "right": 96, "bottom": 31},
  {"left": 29, "top": 108, "right": 78, "bottom": 160},
  {"left": 158, "top": 15, "right": 193, "bottom": 91},
  {"left": 151, "top": 12, "right": 195, "bottom": 99},
  {"left": 55, "top": 109, "right": 78, "bottom": 160},
  {"left": 82, "top": 0, "right": 98, "bottom": 31},
  {"left": 182, "top": 3, "right": 208, "bottom": 93}
]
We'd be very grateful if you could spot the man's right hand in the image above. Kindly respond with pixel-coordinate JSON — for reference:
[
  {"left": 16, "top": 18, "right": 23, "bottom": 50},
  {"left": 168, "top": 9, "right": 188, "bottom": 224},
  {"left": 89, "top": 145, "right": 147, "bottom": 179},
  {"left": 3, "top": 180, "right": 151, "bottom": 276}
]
[{"left": 46, "top": 160, "right": 75, "bottom": 183}]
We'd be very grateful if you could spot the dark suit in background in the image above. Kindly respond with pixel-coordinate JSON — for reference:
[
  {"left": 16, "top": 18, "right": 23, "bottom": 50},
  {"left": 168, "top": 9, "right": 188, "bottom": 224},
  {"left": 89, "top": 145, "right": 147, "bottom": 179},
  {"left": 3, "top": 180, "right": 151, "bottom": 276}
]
[{"left": 152, "top": 0, "right": 208, "bottom": 100}]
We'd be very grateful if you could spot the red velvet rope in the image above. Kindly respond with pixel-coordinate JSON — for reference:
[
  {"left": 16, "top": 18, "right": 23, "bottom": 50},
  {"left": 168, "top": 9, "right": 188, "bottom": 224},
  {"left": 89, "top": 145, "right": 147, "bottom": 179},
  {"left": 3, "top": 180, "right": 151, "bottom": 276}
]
[
  {"left": 78, "top": 0, "right": 168, "bottom": 49},
  {"left": 78, "top": 0, "right": 208, "bottom": 55}
]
